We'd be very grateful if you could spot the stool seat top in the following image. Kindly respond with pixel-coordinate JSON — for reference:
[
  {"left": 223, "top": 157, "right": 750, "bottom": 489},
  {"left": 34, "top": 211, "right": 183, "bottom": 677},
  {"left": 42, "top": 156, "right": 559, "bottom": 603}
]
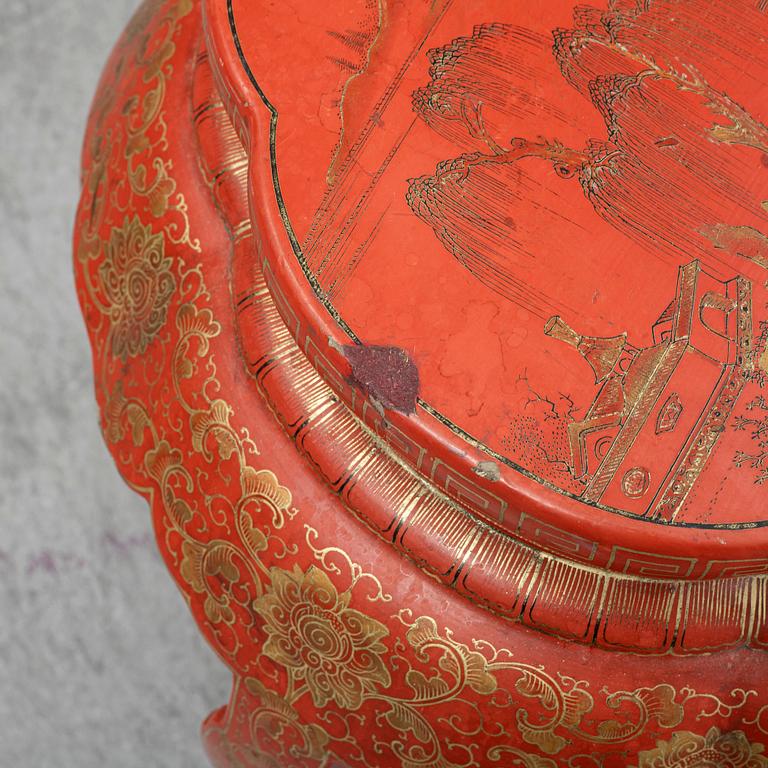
[{"left": 205, "top": 0, "right": 768, "bottom": 577}]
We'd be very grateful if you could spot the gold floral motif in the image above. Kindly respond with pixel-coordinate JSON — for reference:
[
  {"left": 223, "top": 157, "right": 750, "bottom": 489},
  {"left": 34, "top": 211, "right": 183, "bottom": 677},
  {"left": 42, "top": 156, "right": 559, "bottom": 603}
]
[
  {"left": 253, "top": 565, "right": 391, "bottom": 710},
  {"left": 635, "top": 727, "right": 768, "bottom": 768},
  {"left": 99, "top": 215, "right": 175, "bottom": 359}
]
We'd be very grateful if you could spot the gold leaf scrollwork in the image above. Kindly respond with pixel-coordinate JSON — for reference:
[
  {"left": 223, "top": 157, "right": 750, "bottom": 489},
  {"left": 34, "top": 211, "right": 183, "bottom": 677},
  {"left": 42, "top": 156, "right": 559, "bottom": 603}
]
[
  {"left": 179, "top": 538, "right": 240, "bottom": 625},
  {"left": 128, "top": 157, "right": 176, "bottom": 217},
  {"left": 189, "top": 399, "right": 239, "bottom": 460},
  {"left": 174, "top": 302, "right": 222, "bottom": 386},
  {"left": 238, "top": 467, "right": 293, "bottom": 558},
  {"left": 487, "top": 746, "right": 557, "bottom": 768},
  {"left": 512, "top": 669, "right": 593, "bottom": 754},
  {"left": 243, "top": 677, "right": 330, "bottom": 763},
  {"left": 594, "top": 684, "right": 684, "bottom": 742},
  {"left": 103, "top": 381, "right": 157, "bottom": 449},
  {"left": 405, "top": 615, "right": 497, "bottom": 700}
]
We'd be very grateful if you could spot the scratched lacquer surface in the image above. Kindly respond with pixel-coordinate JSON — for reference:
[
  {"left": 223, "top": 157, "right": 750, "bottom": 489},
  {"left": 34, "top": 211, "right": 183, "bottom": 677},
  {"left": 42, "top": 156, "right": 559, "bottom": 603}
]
[{"left": 75, "top": 0, "right": 768, "bottom": 766}]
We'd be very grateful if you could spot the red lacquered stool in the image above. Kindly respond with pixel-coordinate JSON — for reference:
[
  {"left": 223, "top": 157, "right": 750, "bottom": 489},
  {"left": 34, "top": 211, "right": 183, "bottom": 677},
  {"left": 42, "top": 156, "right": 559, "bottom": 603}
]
[{"left": 74, "top": 1, "right": 768, "bottom": 765}]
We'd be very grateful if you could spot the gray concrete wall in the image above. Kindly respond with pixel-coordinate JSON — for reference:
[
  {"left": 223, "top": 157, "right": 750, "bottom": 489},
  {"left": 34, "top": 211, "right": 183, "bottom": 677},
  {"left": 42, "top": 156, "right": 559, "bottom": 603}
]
[{"left": 0, "top": 2, "right": 230, "bottom": 765}]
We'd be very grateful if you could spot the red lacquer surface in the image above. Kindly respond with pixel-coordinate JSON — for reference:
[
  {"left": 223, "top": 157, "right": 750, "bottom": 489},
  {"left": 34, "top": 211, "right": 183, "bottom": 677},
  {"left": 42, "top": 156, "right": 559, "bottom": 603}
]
[{"left": 74, "top": 1, "right": 768, "bottom": 766}]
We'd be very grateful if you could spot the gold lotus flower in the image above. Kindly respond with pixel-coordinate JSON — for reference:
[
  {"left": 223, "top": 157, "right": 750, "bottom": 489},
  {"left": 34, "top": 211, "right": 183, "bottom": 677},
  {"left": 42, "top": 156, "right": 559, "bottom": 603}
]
[
  {"left": 100, "top": 215, "right": 175, "bottom": 359},
  {"left": 254, "top": 566, "right": 391, "bottom": 710},
  {"left": 637, "top": 727, "right": 768, "bottom": 768}
]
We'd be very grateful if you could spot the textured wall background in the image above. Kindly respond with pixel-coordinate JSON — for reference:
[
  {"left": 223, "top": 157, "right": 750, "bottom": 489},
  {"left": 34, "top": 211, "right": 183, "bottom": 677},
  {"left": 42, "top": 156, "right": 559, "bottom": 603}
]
[{"left": 0, "top": 2, "right": 230, "bottom": 765}]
